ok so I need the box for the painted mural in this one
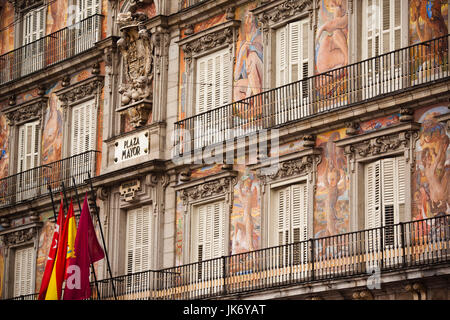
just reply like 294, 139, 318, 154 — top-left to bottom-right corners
231, 165, 261, 255
314, 128, 349, 238
0, 2, 15, 55
36, 213, 55, 290
233, 4, 263, 101
409, 1, 448, 83
315, 0, 349, 106
175, 191, 184, 266
358, 113, 400, 134
412, 105, 449, 224
0, 112, 9, 180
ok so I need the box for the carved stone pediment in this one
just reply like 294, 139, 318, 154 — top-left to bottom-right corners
4, 96, 47, 126
255, 148, 321, 184
0, 223, 41, 247
335, 122, 421, 172
7, 0, 43, 13
178, 20, 241, 64
56, 76, 104, 108
252, 0, 314, 32
180, 176, 237, 205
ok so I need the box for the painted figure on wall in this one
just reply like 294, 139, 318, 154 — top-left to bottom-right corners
315, 0, 349, 106
315, 0, 348, 74
0, 114, 9, 180
234, 9, 263, 101
315, 129, 349, 238
410, 0, 448, 44
42, 93, 63, 165
231, 167, 260, 254
413, 106, 449, 221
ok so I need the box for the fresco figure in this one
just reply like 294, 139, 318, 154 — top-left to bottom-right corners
0, 115, 8, 180
410, 0, 448, 43
234, 12, 263, 101
315, 0, 348, 74
415, 110, 450, 219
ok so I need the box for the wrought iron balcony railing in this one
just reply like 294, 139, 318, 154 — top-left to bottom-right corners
0, 150, 99, 208
174, 34, 450, 155
0, 14, 103, 86
12, 214, 447, 300
179, 0, 210, 11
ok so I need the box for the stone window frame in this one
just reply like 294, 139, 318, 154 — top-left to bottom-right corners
251, 0, 316, 91
177, 19, 241, 119
3, 95, 47, 176
253, 145, 321, 249
335, 120, 421, 231
55, 75, 104, 159
0, 221, 41, 298
174, 170, 238, 265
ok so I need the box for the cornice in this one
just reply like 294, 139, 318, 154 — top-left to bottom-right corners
55, 75, 104, 108
3, 96, 48, 126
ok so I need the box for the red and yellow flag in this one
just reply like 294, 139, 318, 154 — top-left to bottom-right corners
44, 199, 71, 300
38, 197, 64, 300
65, 200, 77, 279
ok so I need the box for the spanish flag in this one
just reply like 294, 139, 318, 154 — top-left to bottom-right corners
65, 200, 77, 278
44, 199, 71, 300
38, 197, 64, 300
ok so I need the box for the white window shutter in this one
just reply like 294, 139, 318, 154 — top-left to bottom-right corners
289, 22, 300, 83
365, 160, 382, 230
276, 26, 287, 87
381, 158, 396, 234
14, 247, 34, 297
71, 100, 96, 156
17, 121, 40, 172
196, 49, 230, 115
196, 201, 225, 262
23, 7, 45, 45
126, 206, 153, 274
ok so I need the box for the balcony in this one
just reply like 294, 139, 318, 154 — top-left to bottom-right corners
0, 150, 99, 208
174, 34, 450, 155
9, 214, 449, 300
0, 14, 103, 86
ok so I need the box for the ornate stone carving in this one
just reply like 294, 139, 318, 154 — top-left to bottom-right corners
2, 227, 37, 246
257, 0, 314, 32
57, 77, 104, 107
182, 26, 235, 62
116, 3, 155, 128
180, 176, 237, 205
399, 107, 414, 122
345, 121, 360, 136
265, 155, 316, 181
5, 97, 47, 126
352, 134, 405, 158
8, 0, 43, 13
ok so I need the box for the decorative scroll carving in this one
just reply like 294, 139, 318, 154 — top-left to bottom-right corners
182, 27, 235, 61
180, 176, 237, 205
57, 77, 104, 107
5, 97, 47, 126
1, 227, 38, 246
351, 134, 408, 158
256, 0, 314, 32
7, 0, 43, 13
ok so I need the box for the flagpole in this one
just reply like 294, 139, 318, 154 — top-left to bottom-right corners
47, 185, 58, 222
87, 172, 117, 300
72, 176, 101, 299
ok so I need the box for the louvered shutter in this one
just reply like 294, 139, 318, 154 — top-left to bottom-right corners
22, 7, 45, 75
126, 206, 153, 274
23, 7, 45, 46
381, 158, 396, 246
76, 0, 101, 21
17, 121, 40, 173
195, 201, 225, 263
14, 246, 34, 297
196, 49, 231, 114
71, 100, 96, 156
276, 27, 287, 87
365, 160, 382, 253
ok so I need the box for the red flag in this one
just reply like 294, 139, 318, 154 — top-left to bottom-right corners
38, 197, 64, 300
45, 199, 71, 300
64, 193, 104, 300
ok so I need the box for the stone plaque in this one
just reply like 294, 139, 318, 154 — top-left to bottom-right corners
114, 131, 149, 163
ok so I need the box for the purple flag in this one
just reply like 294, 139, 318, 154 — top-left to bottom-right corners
63, 193, 104, 300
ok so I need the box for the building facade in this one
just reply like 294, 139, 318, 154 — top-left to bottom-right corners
0, 0, 449, 300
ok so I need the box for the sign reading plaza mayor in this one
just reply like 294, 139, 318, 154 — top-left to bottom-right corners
114, 130, 149, 163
